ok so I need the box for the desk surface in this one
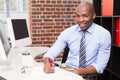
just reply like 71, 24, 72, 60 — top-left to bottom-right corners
0, 46, 83, 80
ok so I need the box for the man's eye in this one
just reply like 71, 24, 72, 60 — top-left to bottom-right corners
83, 15, 89, 17
75, 15, 80, 17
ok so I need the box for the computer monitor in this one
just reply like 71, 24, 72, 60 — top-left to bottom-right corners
0, 21, 10, 60
7, 17, 32, 48
0, 21, 11, 70
0, 38, 7, 61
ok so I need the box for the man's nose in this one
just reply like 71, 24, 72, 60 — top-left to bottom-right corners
78, 17, 84, 22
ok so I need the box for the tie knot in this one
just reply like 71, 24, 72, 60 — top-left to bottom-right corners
81, 31, 86, 36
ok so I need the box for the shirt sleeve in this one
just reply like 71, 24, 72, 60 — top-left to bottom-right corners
43, 29, 69, 61
92, 31, 111, 74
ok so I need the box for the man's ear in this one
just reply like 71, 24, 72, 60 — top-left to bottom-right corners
93, 12, 96, 19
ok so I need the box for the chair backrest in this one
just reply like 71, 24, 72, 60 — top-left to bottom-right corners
61, 46, 69, 63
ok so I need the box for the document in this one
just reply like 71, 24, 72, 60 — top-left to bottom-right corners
21, 53, 34, 67
23, 66, 83, 80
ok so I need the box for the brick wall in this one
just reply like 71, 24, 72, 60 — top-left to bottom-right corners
29, 0, 81, 47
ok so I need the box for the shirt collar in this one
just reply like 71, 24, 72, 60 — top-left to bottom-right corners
77, 23, 95, 34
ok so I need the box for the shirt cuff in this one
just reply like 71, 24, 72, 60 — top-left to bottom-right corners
91, 63, 105, 74
43, 54, 54, 61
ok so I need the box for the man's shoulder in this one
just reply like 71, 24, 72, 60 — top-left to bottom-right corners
94, 23, 110, 33
93, 23, 111, 37
65, 24, 79, 32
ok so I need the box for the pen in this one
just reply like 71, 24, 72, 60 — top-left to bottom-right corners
48, 58, 52, 67
47, 58, 54, 73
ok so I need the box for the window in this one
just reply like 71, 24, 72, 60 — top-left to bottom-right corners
22, 0, 28, 11
0, 0, 5, 11
0, 0, 28, 12
9, 0, 17, 11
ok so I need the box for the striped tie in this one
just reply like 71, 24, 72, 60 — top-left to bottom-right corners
79, 31, 86, 68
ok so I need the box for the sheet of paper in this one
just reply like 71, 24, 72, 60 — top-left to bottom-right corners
23, 66, 83, 80
22, 55, 34, 67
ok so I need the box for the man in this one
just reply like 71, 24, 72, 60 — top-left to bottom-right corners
43, 2, 111, 79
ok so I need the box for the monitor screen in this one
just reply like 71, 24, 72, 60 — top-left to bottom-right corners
12, 19, 29, 40
7, 17, 32, 48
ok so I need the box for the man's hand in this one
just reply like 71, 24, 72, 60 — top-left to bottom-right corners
43, 57, 55, 73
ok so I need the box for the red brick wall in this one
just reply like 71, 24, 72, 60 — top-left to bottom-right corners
29, 0, 81, 47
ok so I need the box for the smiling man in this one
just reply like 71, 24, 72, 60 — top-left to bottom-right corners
43, 2, 111, 80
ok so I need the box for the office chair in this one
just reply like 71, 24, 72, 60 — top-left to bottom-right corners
56, 46, 99, 80
61, 46, 69, 63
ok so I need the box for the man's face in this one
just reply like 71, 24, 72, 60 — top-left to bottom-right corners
74, 5, 96, 30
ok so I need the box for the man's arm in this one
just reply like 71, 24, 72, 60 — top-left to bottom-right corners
70, 65, 97, 75
43, 57, 55, 73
